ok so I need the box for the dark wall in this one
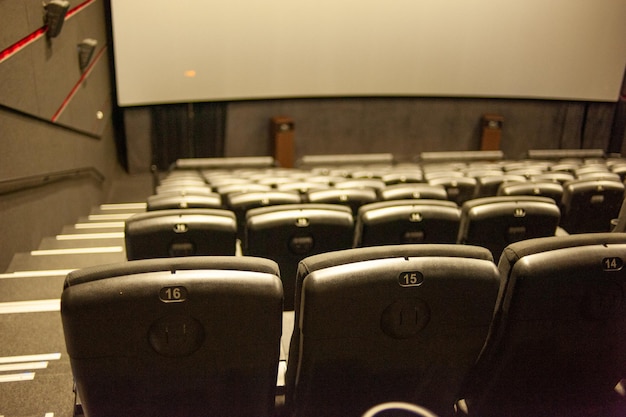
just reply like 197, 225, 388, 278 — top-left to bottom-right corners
0, 0, 122, 272
225, 98, 616, 161
124, 97, 619, 171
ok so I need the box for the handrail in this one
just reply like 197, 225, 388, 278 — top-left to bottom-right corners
0, 167, 106, 196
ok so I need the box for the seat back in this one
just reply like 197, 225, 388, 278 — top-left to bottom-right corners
155, 184, 213, 196
354, 200, 461, 247
460, 234, 626, 417
61, 256, 283, 417
286, 245, 499, 417
473, 175, 526, 198
244, 204, 354, 310
306, 188, 378, 215
560, 179, 625, 233
146, 193, 223, 211
428, 176, 477, 205
124, 209, 237, 260
457, 196, 560, 259
227, 191, 302, 238
497, 180, 563, 204
379, 184, 448, 201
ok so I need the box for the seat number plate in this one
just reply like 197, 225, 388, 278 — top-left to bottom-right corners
159, 286, 188, 303
399, 271, 424, 287
603, 257, 623, 271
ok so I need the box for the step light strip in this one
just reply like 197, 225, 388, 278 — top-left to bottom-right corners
0, 299, 60, 314
0, 353, 62, 364
88, 213, 135, 221
0, 353, 62, 386
0, 372, 35, 383
56, 232, 124, 240
31, 247, 123, 256
0, 361, 49, 373
100, 203, 147, 210
0, 270, 74, 279
74, 222, 125, 229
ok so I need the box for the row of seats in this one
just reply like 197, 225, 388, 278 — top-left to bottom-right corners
151, 159, 626, 235
125, 196, 563, 310
61, 234, 626, 417
128, 156, 626, 312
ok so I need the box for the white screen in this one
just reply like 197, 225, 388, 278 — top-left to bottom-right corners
111, 0, 626, 106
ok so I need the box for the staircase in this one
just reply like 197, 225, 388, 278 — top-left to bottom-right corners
0, 201, 145, 417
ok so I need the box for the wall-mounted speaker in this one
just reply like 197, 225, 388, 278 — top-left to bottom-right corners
78, 38, 98, 72
481, 114, 504, 151
270, 116, 295, 168
44, 0, 70, 38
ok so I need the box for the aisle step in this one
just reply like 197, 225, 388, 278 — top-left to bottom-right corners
60, 223, 125, 234
38, 236, 125, 250
0, 273, 66, 302
91, 202, 147, 214
5, 250, 125, 273
0, 200, 146, 417
0, 310, 73, 417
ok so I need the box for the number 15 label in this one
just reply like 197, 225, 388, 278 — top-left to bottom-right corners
399, 271, 424, 287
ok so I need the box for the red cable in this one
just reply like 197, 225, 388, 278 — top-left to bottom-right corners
51, 45, 107, 122
0, 0, 95, 64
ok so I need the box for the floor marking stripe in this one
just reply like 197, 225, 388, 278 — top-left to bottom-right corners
0, 270, 74, 279
31, 247, 123, 256
88, 213, 135, 221
0, 353, 61, 364
0, 361, 49, 372
100, 203, 146, 210
0, 372, 35, 383
56, 232, 124, 240
74, 222, 125, 229
0, 299, 60, 314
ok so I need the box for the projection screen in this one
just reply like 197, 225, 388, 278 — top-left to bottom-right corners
110, 0, 626, 106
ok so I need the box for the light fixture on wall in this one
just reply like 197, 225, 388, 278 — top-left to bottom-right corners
78, 38, 98, 72
44, 0, 70, 38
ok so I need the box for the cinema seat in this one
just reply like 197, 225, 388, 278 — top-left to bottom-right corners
61, 256, 283, 417
125, 209, 237, 260
457, 196, 561, 260
472, 175, 526, 198
458, 233, 626, 417
496, 180, 564, 204
244, 204, 354, 310
354, 200, 461, 247
155, 185, 213, 196
227, 190, 302, 238
306, 188, 378, 215
146, 193, 223, 211
560, 179, 625, 233
428, 176, 477, 205
379, 184, 448, 201
285, 245, 500, 417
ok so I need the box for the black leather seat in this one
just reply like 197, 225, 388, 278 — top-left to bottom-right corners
458, 233, 626, 417
560, 179, 625, 233
61, 256, 283, 417
457, 196, 561, 260
146, 193, 223, 211
124, 209, 237, 260
354, 200, 461, 247
285, 245, 500, 417
244, 204, 354, 310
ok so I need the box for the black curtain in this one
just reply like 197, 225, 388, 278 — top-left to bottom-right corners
151, 102, 226, 170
